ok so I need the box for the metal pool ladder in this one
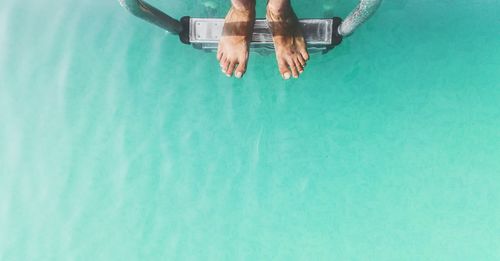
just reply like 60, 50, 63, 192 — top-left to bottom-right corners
118, 0, 381, 54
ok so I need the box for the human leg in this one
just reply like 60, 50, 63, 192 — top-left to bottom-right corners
266, 0, 308, 79
217, 0, 256, 78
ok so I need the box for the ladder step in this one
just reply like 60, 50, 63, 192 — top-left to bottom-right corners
188, 18, 337, 53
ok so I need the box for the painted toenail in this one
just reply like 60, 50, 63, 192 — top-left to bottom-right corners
283, 73, 291, 80
235, 72, 242, 78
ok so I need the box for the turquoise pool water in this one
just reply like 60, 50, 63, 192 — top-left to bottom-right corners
1, 0, 499, 260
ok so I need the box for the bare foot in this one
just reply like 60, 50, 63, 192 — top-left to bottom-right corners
217, 4, 255, 78
266, 3, 309, 79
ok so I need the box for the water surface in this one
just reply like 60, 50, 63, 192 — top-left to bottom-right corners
0, 0, 499, 260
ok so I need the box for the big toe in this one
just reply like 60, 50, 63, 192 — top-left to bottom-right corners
235, 63, 247, 78
234, 54, 249, 78
278, 60, 292, 80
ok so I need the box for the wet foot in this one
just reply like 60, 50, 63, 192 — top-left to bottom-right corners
217, 4, 255, 78
266, 3, 309, 79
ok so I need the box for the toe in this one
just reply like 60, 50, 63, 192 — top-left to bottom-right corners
235, 53, 249, 78
288, 59, 299, 78
217, 49, 223, 61
294, 58, 304, 74
297, 55, 306, 67
278, 60, 291, 80
300, 50, 309, 61
226, 61, 237, 77
296, 36, 309, 60
235, 61, 247, 79
221, 58, 229, 73
220, 57, 226, 68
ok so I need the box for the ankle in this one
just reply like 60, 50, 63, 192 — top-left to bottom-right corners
267, 1, 290, 14
232, 2, 255, 12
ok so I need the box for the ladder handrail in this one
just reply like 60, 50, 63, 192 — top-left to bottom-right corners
119, 0, 183, 34
339, 0, 382, 36
118, 0, 381, 38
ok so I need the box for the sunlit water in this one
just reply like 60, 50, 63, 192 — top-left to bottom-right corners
1, 0, 499, 260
